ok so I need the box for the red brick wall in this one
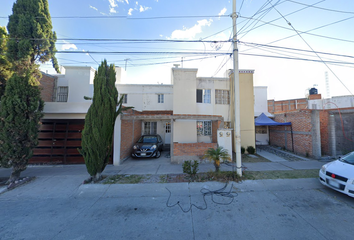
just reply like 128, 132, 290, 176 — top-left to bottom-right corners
173, 142, 217, 157
269, 110, 314, 157
39, 73, 56, 102
120, 119, 142, 159
268, 98, 308, 114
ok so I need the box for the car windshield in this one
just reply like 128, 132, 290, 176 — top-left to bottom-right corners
339, 152, 354, 165
138, 136, 157, 143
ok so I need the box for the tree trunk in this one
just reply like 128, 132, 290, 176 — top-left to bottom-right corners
214, 160, 220, 172
6, 167, 22, 184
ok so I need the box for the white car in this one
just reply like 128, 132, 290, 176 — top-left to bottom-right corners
319, 152, 354, 198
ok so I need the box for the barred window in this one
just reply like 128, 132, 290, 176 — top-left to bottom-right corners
57, 87, 68, 102
144, 122, 157, 134
215, 90, 230, 104
197, 121, 212, 136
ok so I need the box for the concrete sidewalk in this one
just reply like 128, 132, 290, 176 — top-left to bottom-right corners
0, 150, 327, 179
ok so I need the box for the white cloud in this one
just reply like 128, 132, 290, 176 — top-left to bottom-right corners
218, 8, 227, 17
170, 19, 213, 39
110, 7, 117, 13
109, 0, 118, 8
139, 5, 151, 12
125, 0, 129, 4
89, 5, 98, 11
128, 8, 134, 15
61, 41, 78, 51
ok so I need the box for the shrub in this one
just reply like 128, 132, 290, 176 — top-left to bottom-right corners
241, 147, 245, 154
182, 160, 199, 179
247, 146, 256, 154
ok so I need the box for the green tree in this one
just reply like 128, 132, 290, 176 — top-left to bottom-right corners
79, 60, 119, 183
6, 0, 60, 74
203, 147, 231, 172
0, 73, 44, 184
0, 26, 12, 98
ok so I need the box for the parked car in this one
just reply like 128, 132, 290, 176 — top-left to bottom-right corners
319, 151, 354, 198
131, 135, 163, 158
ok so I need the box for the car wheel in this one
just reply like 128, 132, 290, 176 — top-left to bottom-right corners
155, 150, 161, 158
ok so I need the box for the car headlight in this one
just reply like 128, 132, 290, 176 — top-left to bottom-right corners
320, 165, 327, 174
133, 145, 138, 150
151, 145, 157, 150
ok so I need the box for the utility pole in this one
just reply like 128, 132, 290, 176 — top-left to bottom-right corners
124, 58, 130, 71
232, 0, 242, 176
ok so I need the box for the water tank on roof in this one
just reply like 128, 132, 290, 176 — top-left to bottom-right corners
309, 88, 318, 95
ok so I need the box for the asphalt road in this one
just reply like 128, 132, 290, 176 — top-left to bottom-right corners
1, 176, 354, 240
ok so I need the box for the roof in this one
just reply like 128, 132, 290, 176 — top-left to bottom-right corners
255, 113, 291, 126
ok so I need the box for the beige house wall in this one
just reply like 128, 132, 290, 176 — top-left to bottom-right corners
230, 70, 256, 150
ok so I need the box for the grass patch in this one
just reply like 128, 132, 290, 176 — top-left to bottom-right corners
103, 174, 144, 184
241, 154, 271, 163
243, 169, 319, 180
100, 169, 319, 184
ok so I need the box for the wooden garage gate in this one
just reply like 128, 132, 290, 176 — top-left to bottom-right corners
30, 120, 85, 164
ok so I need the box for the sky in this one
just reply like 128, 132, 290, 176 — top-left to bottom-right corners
1, 0, 354, 101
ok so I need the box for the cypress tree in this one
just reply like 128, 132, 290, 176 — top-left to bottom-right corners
79, 60, 118, 182
0, 26, 12, 98
6, 0, 60, 74
0, 73, 44, 183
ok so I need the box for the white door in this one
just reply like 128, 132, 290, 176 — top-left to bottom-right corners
164, 122, 171, 144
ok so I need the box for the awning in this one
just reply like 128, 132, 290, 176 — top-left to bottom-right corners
255, 113, 291, 126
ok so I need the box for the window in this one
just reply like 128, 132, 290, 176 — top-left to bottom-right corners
57, 87, 68, 102
255, 126, 267, 134
158, 94, 164, 103
215, 90, 230, 104
196, 89, 211, 103
165, 122, 171, 133
121, 94, 127, 104
197, 121, 212, 136
144, 122, 157, 134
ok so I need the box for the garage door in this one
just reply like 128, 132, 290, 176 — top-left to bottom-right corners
30, 120, 85, 164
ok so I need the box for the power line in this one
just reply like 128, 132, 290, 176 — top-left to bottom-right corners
0, 14, 230, 19
286, 0, 354, 15
266, 0, 353, 96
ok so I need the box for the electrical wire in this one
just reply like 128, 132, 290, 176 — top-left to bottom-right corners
165, 182, 237, 213
0, 15, 231, 19
266, 0, 354, 96
286, 0, 354, 15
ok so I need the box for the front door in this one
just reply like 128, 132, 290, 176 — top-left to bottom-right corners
164, 122, 171, 144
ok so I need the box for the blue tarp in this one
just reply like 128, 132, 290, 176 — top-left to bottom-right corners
255, 113, 291, 126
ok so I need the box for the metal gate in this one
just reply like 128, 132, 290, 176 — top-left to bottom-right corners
30, 120, 85, 164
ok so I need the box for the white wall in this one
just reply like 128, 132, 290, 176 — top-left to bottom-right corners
57, 66, 95, 103
117, 84, 173, 111
173, 68, 198, 114
308, 95, 354, 109
254, 86, 272, 117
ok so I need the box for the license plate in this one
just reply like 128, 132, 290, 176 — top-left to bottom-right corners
328, 179, 340, 189
141, 153, 146, 156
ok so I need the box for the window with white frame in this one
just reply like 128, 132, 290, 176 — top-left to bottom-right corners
215, 90, 230, 104
57, 86, 68, 102
158, 94, 164, 103
196, 89, 211, 103
197, 120, 212, 136
121, 94, 127, 104
144, 122, 157, 134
